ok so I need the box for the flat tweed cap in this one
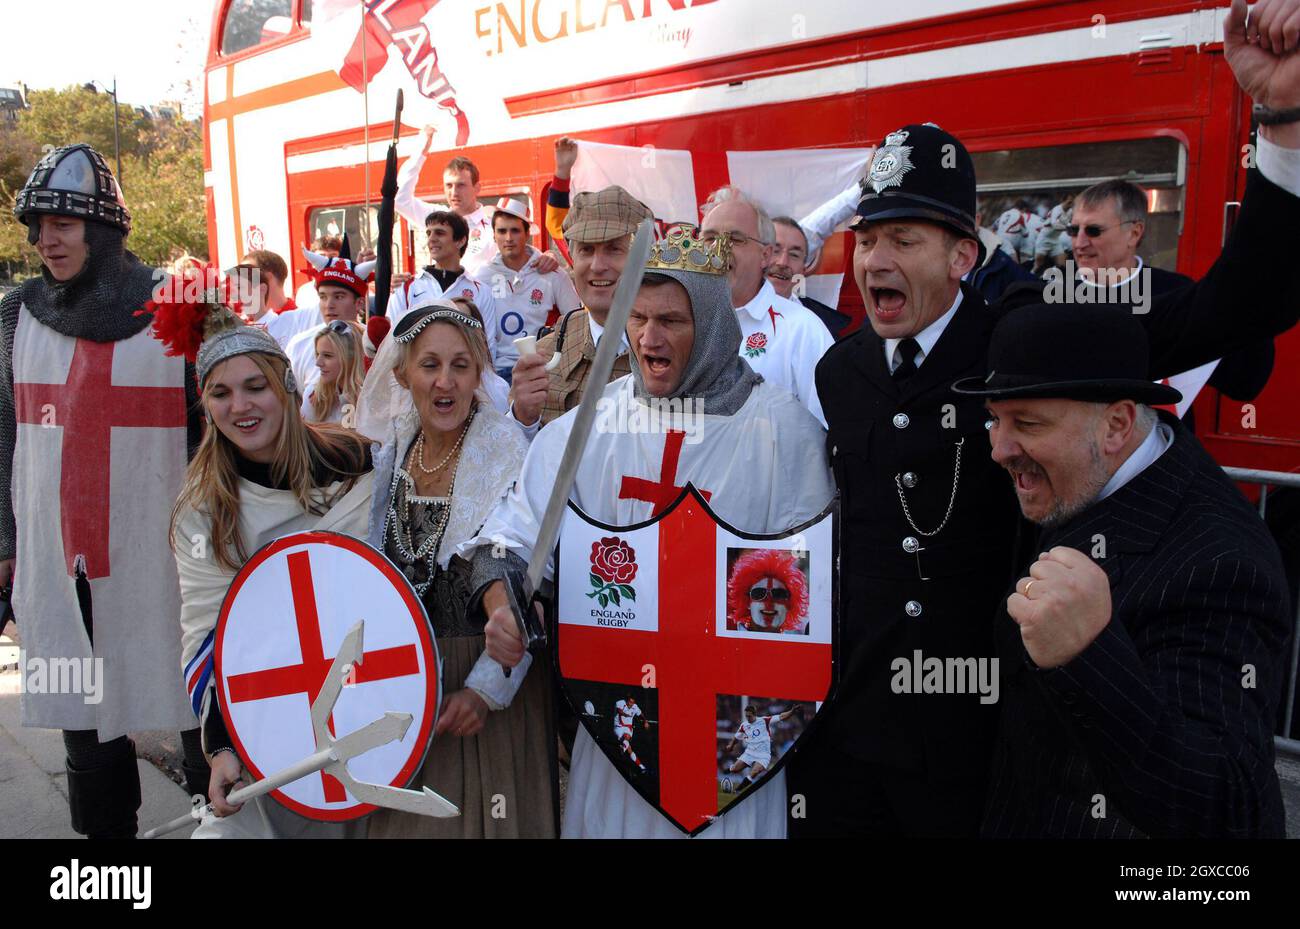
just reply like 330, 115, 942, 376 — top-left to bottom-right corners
563, 185, 653, 244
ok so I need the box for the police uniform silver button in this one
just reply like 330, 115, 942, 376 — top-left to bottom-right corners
902, 536, 920, 553
902, 471, 918, 488
893, 413, 910, 429
905, 600, 923, 617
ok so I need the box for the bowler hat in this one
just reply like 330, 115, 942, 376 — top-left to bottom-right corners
951, 303, 1182, 405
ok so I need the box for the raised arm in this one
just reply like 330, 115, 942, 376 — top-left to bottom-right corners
1142, 0, 1300, 376
395, 125, 438, 228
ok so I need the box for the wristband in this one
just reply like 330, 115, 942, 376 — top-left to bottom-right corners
1254, 103, 1300, 126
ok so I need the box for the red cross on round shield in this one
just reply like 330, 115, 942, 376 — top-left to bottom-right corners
214, 531, 439, 821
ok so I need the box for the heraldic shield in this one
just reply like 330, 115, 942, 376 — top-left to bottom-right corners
555, 485, 839, 835
214, 531, 440, 821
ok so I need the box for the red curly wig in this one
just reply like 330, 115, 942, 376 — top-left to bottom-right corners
726, 549, 809, 633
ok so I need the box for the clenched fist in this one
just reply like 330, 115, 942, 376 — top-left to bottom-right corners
1226, 0, 1300, 110
1007, 546, 1112, 669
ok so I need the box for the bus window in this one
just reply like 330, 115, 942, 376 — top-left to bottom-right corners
307, 202, 386, 257
972, 137, 1186, 275
220, 0, 295, 57
305, 202, 401, 279
300, 0, 312, 25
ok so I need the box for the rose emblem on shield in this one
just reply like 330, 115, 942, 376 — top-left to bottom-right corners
530, 288, 544, 305
744, 331, 768, 359
588, 536, 637, 608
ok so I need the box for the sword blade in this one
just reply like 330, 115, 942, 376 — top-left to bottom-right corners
521, 217, 655, 607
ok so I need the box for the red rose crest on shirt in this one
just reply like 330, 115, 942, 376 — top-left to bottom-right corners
461, 289, 474, 299
588, 536, 637, 609
530, 288, 544, 306
744, 331, 768, 359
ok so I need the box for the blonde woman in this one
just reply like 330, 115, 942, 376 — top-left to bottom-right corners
303, 319, 365, 425
145, 282, 374, 838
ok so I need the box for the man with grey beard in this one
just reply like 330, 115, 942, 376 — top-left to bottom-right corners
953, 304, 1289, 838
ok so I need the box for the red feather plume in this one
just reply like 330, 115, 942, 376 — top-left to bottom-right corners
135, 264, 244, 362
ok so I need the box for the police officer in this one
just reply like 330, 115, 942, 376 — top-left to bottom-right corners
793, 0, 1300, 835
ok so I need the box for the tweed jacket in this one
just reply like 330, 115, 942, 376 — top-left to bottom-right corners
535, 308, 632, 427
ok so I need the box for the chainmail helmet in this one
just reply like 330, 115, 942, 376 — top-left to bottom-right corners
14, 144, 130, 243
628, 225, 761, 416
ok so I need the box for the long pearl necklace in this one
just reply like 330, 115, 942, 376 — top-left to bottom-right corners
413, 408, 475, 475
385, 407, 477, 596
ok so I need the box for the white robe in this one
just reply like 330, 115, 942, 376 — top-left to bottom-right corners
175, 471, 374, 838
13, 306, 194, 737
466, 376, 834, 838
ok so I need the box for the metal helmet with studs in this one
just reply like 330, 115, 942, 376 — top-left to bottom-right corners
14, 143, 130, 238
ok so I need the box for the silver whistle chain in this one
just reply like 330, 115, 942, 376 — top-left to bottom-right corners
894, 438, 964, 537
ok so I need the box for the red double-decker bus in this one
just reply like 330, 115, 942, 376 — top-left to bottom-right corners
201, 0, 1300, 482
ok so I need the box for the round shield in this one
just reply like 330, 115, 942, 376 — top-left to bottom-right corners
214, 531, 439, 821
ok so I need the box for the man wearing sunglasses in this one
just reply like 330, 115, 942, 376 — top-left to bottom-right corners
1070, 179, 1274, 418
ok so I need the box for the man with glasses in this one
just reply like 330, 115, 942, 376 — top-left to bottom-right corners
700, 189, 834, 421
768, 216, 852, 338
1071, 179, 1274, 416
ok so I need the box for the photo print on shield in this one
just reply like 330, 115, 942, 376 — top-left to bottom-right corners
725, 547, 812, 635
716, 694, 808, 813
568, 678, 661, 806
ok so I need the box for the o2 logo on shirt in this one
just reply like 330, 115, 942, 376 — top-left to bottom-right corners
501, 311, 526, 337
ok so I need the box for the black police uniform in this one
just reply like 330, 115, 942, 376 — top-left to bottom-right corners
788, 124, 1300, 837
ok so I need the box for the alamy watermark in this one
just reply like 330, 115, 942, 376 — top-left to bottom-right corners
1042, 260, 1151, 315
890, 650, 1000, 705
15, 650, 103, 705
595, 392, 705, 445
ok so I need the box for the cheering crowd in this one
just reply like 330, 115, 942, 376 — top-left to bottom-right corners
3, 0, 1300, 840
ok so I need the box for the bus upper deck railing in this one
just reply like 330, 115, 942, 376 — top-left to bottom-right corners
1223, 466, 1300, 759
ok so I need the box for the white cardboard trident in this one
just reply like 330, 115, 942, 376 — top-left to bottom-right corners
143, 620, 457, 838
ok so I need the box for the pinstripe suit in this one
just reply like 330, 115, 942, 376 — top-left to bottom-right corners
983, 415, 1290, 838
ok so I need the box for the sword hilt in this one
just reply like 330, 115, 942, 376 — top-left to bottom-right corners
501, 581, 547, 678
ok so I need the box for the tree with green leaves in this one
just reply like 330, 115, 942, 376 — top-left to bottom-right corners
0, 85, 206, 282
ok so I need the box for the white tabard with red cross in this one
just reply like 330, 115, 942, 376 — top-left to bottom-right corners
466, 376, 836, 837
12, 307, 194, 737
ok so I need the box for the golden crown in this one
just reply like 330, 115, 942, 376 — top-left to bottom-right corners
645, 225, 732, 275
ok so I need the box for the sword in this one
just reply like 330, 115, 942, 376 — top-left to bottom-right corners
500, 216, 655, 676
142, 620, 457, 838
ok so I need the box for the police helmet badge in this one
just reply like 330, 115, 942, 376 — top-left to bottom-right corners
867, 129, 914, 193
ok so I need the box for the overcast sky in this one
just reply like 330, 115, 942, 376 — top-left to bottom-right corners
5, 0, 213, 112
